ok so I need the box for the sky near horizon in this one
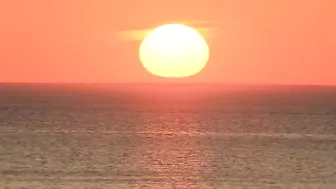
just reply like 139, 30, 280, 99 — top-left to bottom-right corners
0, 0, 335, 84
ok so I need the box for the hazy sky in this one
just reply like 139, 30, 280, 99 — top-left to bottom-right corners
0, 0, 335, 84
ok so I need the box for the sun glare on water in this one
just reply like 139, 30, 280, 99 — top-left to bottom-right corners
139, 24, 209, 78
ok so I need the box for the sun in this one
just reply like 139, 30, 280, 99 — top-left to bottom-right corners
139, 24, 209, 78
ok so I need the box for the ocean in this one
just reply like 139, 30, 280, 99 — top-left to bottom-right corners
0, 84, 335, 188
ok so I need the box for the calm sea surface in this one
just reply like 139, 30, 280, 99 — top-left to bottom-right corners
0, 84, 336, 188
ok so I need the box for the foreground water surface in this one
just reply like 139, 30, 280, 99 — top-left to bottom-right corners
1, 84, 336, 188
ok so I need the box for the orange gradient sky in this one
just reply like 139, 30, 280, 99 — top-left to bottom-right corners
0, 0, 335, 85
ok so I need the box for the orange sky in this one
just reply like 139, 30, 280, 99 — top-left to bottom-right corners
0, 0, 335, 85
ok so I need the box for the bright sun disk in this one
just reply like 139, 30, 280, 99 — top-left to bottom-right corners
139, 24, 209, 78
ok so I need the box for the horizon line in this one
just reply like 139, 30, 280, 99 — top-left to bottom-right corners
0, 82, 335, 87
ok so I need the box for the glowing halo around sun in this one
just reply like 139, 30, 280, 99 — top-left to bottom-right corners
139, 24, 209, 78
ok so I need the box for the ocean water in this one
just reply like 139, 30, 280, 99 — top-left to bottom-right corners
0, 84, 336, 189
